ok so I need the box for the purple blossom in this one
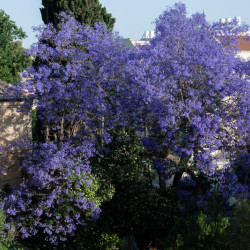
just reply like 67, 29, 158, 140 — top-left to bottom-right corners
1, 5, 249, 245
3, 140, 104, 245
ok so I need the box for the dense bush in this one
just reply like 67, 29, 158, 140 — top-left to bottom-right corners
62, 128, 177, 249
164, 212, 230, 250
90, 128, 177, 248
160, 200, 250, 250
0, 208, 16, 249
226, 200, 250, 250
3, 140, 113, 247
98, 233, 126, 250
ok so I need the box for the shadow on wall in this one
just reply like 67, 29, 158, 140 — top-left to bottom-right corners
0, 97, 32, 188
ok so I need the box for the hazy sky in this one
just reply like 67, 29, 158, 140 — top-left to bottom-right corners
1, 0, 250, 48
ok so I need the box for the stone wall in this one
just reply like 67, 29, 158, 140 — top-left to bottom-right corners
0, 100, 32, 187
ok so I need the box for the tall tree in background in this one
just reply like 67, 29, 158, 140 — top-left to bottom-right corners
0, 10, 31, 83
40, 0, 115, 29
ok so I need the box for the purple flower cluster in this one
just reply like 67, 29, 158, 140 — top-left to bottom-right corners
17, 12, 135, 142
211, 167, 249, 200
3, 140, 104, 245
130, 3, 249, 198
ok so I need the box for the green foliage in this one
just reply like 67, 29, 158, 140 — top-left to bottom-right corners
0, 208, 15, 249
164, 212, 230, 250
66, 220, 125, 250
64, 128, 176, 249
226, 200, 250, 250
91, 128, 177, 249
40, 0, 115, 29
0, 10, 32, 83
165, 201, 250, 250
98, 233, 126, 250
31, 109, 44, 142
66, 182, 176, 249
92, 127, 153, 185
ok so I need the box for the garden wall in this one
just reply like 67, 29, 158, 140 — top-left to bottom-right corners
0, 81, 32, 187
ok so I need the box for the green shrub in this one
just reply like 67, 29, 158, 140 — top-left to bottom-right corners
164, 212, 230, 250
0, 208, 15, 249
91, 128, 177, 248
226, 199, 250, 250
98, 233, 126, 250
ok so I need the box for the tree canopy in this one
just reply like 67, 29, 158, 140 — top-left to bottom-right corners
0, 10, 31, 83
40, 0, 115, 29
2, 3, 250, 247
134, 3, 249, 200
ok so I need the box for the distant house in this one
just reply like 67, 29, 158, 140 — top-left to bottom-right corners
0, 80, 32, 187
219, 17, 250, 60
124, 27, 250, 61
122, 31, 153, 49
122, 38, 150, 50
238, 33, 250, 59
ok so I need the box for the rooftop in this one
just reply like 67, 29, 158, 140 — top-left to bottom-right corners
238, 36, 250, 51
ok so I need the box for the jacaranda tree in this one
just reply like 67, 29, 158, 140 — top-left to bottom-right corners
131, 3, 249, 202
2, 3, 250, 247
3, 12, 133, 246
19, 12, 133, 143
